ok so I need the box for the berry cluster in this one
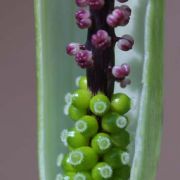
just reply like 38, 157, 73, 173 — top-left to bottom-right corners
57, 0, 134, 179
57, 76, 131, 180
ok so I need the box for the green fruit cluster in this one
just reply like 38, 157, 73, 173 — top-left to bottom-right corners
59, 76, 131, 180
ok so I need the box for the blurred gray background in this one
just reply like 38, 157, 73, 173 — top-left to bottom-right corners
0, 0, 179, 179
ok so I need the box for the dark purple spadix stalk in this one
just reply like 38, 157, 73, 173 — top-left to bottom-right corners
66, 0, 134, 97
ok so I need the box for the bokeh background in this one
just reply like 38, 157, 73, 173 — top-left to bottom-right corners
0, 0, 179, 179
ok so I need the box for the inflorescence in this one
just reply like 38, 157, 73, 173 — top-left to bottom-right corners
57, 0, 134, 179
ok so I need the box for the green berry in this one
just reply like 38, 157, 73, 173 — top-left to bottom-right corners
112, 165, 131, 180
111, 93, 131, 115
55, 173, 64, 180
67, 146, 98, 171
91, 133, 112, 154
76, 76, 87, 89
92, 162, 113, 180
102, 112, 128, 133
74, 172, 92, 180
72, 89, 92, 110
103, 148, 130, 169
64, 172, 76, 180
90, 93, 110, 116
60, 129, 88, 148
111, 130, 130, 149
67, 129, 89, 148
75, 115, 98, 138
68, 105, 87, 121
62, 154, 76, 172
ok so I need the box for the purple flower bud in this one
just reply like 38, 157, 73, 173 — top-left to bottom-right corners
121, 63, 130, 76
117, 0, 128, 3
91, 30, 111, 49
66, 43, 80, 56
106, 6, 131, 27
117, 35, 134, 51
120, 78, 131, 88
75, 50, 93, 68
112, 64, 130, 79
120, 5, 131, 16
75, 0, 88, 7
75, 9, 92, 29
88, 0, 105, 10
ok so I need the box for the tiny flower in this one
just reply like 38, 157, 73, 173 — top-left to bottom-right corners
121, 63, 130, 76
112, 64, 130, 79
106, 6, 131, 27
75, 0, 88, 7
75, 50, 93, 68
117, 35, 134, 51
117, 0, 128, 3
120, 78, 131, 88
91, 30, 111, 49
66, 42, 80, 56
88, 0, 105, 10
75, 9, 92, 29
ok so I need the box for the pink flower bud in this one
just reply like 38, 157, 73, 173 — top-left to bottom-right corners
112, 64, 130, 79
75, 9, 92, 29
88, 0, 105, 10
75, 50, 93, 68
106, 6, 131, 27
75, 0, 88, 7
91, 30, 111, 49
117, 35, 134, 51
121, 63, 130, 76
66, 43, 80, 56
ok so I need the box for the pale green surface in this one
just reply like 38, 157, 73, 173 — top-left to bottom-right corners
34, 0, 164, 180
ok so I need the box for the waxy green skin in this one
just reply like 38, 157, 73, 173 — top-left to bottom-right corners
34, 0, 164, 180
